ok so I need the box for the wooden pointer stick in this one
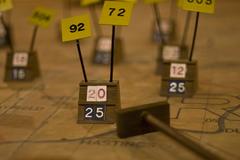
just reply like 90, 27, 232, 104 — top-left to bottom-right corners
29, 25, 39, 53
181, 11, 191, 47
142, 112, 223, 160
152, 3, 166, 45
109, 25, 116, 82
76, 39, 88, 82
89, 4, 102, 37
189, 12, 199, 61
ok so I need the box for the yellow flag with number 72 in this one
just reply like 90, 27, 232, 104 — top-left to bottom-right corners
99, 1, 134, 26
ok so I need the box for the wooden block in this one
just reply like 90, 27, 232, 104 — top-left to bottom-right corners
116, 101, 170, 138
160, 79, 197, 97
5, 68, 33, 81
153, 19, 175, 43
156, 44, 188, 75
78, 80, 121, 124
92, 36, 123, 64
160, 60, 198, 97
4, 51, 41, 82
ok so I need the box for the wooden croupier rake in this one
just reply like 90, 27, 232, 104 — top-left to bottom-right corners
116, 101, 223, 160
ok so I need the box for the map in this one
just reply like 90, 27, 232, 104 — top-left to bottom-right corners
0, 0, 239, 159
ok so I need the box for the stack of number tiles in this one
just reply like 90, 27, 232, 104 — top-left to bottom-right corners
4, 51, 41, 81
160, 60, 198, 97
78, 80, 121, 124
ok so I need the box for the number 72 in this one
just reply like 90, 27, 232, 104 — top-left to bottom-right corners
109, 8, 126, 16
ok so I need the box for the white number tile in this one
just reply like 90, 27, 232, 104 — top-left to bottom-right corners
97, 38, 111, 52
162, 45, 180, 61
86, 86, 107, 102
12, 52, 28, 67
170, 63, 187, 78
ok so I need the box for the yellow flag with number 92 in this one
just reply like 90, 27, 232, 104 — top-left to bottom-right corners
61, 15, 92, 42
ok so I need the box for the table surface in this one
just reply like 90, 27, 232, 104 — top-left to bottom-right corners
0, 0, 239, 160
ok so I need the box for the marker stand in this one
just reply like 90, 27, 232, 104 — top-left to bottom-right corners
4, 51, 41, 82
76, 0, 133, 123
78, 80, 121, 124
0, 21, 10, 47
156, 44, 188, 75
153, 19, 175, 43
89, 3, 123, 65
160, 60, 198, 97
92, 36, 123, 64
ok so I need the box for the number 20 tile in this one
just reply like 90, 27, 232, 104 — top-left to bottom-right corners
87, 86, 107, 102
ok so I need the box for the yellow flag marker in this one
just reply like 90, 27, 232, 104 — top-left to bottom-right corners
80, 0, 101, 6
122, 0, 138, 3
143, 0, 167, 4
177, 0, 183, 8
180, 0, 215, 14
99, 1, 134, 82
29, 7, 55, 52
61, 15, 92, 42
61, 15, 92, 82
30, 7, 54, 28
0, 0, 12, 11
99, 1, 134, 26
